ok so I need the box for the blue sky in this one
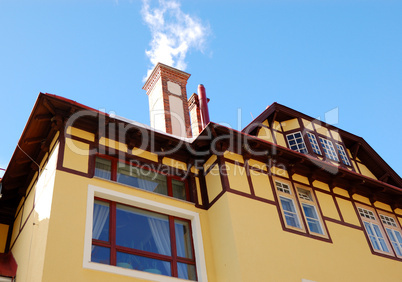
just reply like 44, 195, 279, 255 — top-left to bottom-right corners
1, 0, 401, 178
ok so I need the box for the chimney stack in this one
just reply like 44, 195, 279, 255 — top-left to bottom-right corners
143, 63, 192, 138
188, 93, 203, 136
198, 84, 210, 127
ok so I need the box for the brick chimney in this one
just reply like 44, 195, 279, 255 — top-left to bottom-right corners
188, 93, 203, 136
142, 63, 192, 138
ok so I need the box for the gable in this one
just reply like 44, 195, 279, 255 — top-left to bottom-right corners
243, 103, 402, 189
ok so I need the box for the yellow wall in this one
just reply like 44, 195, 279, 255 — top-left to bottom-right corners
205, 164, 223, 202
206, 192, 402, 282
250, 170, 274, 201
11, 126, 402, 282
225, 162, 250, 194
257, 126, 273, 143
39, 170, 216, 282
11, 142, 59, 282
281, 118, 299, 132
357, 162, 378, 180
315, 191, 340, 220
63, 138, 90, 173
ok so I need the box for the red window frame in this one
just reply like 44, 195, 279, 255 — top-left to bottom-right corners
92, 198, 197, 279
93, 154, 190, 201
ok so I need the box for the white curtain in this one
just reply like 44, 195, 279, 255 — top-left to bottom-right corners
92, 201, 109, 248
148, 217, 171, 273
175, 223, 192, 279
95, 158, 112, 179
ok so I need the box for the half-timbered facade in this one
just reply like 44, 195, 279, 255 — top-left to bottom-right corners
0, 63, 401, 281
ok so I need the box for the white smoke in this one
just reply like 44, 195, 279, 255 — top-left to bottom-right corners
141, 0, 209, 78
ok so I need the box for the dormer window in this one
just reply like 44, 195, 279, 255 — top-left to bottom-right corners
286, 132, 308, 154
307, 132, 322, 155
318, 137, 339, 162
336, 143, 351, 166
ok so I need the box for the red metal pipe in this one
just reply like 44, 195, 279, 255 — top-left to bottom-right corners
198, 84, 210, 128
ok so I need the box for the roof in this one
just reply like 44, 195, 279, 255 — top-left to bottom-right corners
0, 93, 196, 225
1, 94, 401, 228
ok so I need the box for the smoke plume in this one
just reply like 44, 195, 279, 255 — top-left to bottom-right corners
141, 0, 209, 78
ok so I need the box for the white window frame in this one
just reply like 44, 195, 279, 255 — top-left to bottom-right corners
335, 143, 351, 166
379, 212, 402, 258
357, 205, 392, 256
286, 132, 308, 154
307, 132, 321, 155
318, 137, 339, 162
274, 179, 305, 232
83, 184, 208, 282
296, 187, 326, 237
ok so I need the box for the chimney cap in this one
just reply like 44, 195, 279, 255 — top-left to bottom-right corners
142, 62, 191, 92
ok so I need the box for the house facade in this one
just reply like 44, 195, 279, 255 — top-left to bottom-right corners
1, 63, 402, 281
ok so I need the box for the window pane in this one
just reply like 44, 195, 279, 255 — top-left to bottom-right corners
172, 179, 187, 200
92, 200, 109, 241
177, 262, 197, 281
275, 181, 291, 194
91, 246, 110, 265
116, 204, 171, 256
297, 188, 312, 201
386, 228, 396, 242
280, 197, 301, 228
307, 133, 321, 155
286, 132, 307, 154
336, 144, 351, 166
117, 163, 168, 195
319, 138, 339, 162
386, 229, 402, 256
95, 157, 112, 180
116, 252, 171, 276
364, 222, 381, 251
302, 204, 324, 235
175, 219, 193, 259
395, 230, 402, 244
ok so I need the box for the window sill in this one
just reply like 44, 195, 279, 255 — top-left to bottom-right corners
84, 261, 194, 282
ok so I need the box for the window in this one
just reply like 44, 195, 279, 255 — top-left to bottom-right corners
318, 137, 339, 162
297, 188, 325, 236
307, 132, 321, 155
94, 156, 189, 201
380, 213, 402, 257
275, 180, 304, 231
275, 180, 328, 238
275, 181, 291, 194
336, 143, 351, 166
279, 197, 302, 229
357, 206, 392, 255
84, 185, 208, 281
95, 157, 112, 180
91, 199, 197, 280
286, 132, 308, 154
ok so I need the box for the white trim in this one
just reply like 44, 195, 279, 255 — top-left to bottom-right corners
83, 184, 208, 282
